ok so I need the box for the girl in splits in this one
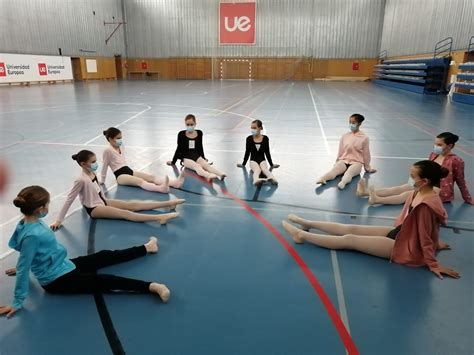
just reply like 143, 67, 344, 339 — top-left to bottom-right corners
167, 114, 227, 182
101, 127, 185, 193
357, 132, 472, 205
316, 114, 376, 189
0, 186, 169, 318
283, 160, 460, 280
50, 150, 183, 231
237, 119, 280, 185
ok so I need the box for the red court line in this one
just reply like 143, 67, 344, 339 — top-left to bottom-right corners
186, 173, 359, 355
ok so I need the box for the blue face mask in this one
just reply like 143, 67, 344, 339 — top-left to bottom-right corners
350, 123, 359, 132
251, 129, 258, 136
38, 210, 48, 218
90, 162, 99, 172
433, 145, 443, 155
115, 139, 123, 147
186, 126, 195, 133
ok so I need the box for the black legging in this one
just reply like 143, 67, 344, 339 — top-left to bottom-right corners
43, 246, 150, 294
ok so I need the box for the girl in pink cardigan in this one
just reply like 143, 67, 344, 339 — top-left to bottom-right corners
283, 160, 460, 279
50, 150, 183, 231
101, 127, 185, 193
357, 132, 472, 205
316, 114, 376, 190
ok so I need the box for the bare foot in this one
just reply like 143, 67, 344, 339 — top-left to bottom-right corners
282, 221, 304, 244
156, 212, 180, 225
316, 178, 326, 185
145, 237, 159, 253
149, 283, 170, 303
356, 179, 368, 197
337, 181, 346, 190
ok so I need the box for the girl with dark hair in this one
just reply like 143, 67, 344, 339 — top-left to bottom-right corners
237, 119, 279, 185
101, 127, 185, 193
166, 114, 227, 182
0, 186, 170, 318
317, 114, 376, 189
50, 150, 183, 231
358, 132, 472, 204
283, 161, 460, 279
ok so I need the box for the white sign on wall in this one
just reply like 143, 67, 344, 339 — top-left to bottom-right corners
0, 53, 73, 84
86, 59, 98, 73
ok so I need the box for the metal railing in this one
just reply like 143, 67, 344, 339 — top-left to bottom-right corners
468, 36, 474, 53
434, 37, 453, 59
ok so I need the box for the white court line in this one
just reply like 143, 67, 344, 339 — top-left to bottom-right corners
176, 203, 474, 225
210, 87, 266, 117
0, 151, 170, 260
330, 251, 351, 335
16, 140, 426, 160
160, 104, 257, 122
17, 140, 426, 160
308, 83, 331, 155
0, 102, 152, 116
213, 86, 270, 117
231, 85, 284, 133
185, 82, 193, 87
307, 82, 350, 335
83, 104, 152, 145
0, 189, 75, 228
0, 102, 161, 259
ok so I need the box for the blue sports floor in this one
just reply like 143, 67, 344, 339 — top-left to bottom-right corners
0, 80, 473, 355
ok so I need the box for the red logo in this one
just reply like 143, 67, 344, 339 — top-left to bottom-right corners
38, 63, 47, 76
141, 61, 148, 70
352, 62, 360, 71
219, 2, 256, 45
0, 63, 6, 77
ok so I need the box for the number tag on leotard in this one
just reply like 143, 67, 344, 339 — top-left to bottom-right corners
255, 144, 261, 151
189, 140, 195, 149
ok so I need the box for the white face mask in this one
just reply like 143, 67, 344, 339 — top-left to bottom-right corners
433, 145, 443, 155
408, 176, 425, 189
186, 126, 195, 133
349, 123, 359, 132
115, 139, 123, 147
251, 129, 258, 136
89, 162, 99, 172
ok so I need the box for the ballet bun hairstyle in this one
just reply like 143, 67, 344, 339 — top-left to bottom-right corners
72, 150, 95, 165
350, 114, 365, 124
185, 114, 196, 123
13, 185, 50, 215
103, 127, 121, 142
437, 132, 459, 147
252, 119, 263, 129
413, 160, 449, 188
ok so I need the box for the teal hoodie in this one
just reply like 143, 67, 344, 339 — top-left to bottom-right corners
8, 220, 75, 309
